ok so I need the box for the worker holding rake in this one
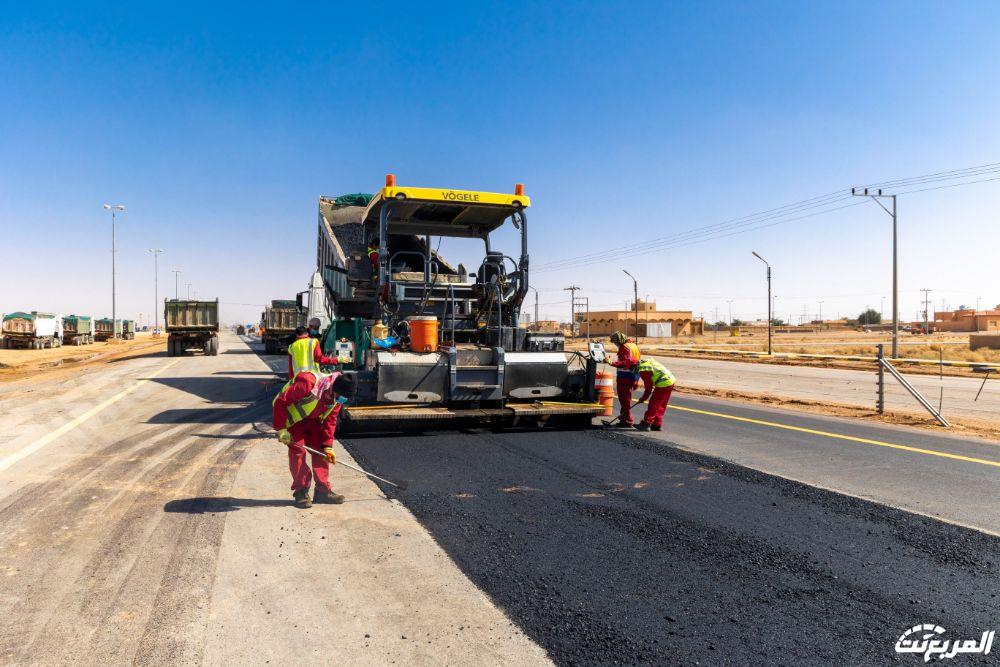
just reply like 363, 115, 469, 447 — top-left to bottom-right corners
273, 370, 357, 508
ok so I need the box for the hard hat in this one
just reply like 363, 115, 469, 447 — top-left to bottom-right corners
610, 331, 627, 345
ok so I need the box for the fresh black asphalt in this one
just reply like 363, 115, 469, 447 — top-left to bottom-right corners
342, 426, 1000, 665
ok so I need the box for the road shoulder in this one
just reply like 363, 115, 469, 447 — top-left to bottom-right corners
203, 435, 551, 665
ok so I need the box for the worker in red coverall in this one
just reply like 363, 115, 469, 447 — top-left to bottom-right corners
634, 358, 676, 431
273, 371, 357, 508
606, 331, 642, 427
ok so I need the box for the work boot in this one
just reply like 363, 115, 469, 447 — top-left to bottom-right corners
615, 422, 636, 429
651, 425, 663, 432
634, 422, 651, 431
293, 488, 312, 509
313, 487, 345, 504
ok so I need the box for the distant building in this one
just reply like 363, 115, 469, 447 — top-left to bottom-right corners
576, 299, 704, 337
924, 306, 1000, 332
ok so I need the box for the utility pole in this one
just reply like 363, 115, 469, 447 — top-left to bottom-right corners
563, 285, 580, 337
186, 282, 192, 299
727, 300, 733, 326
852, 187, 898, 358
921, 288, 933, 335
103, 204, 125, 338
818, 300, 824, 324
527, 286, 539, 330
622, 270, 639, 341
752, 251, 772, 355
148, 249, 163, 334
172, 270, 181, 300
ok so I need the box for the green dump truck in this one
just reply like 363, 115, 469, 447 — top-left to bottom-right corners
62, 315, 95, 345
261, 299, 302, 355
94, 318, 122, 341
121, 319, 135, 340
165, 299, 220, 356
2, 311, 63, 349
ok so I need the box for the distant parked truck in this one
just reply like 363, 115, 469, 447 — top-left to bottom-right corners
165, 298, 220, 356
62, 315, 95, 345
121, 319, 135, 340
261, 299, 302, 355
2, 311, 63, 349
94, 318, 123, 342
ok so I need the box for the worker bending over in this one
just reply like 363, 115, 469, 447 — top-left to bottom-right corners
607, 331, 642, 428
635, 358, 676, 431
287, 325, 339, 378
273, 371, 357, 508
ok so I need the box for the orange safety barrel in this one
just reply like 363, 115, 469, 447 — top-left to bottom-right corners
594, 371, 615, 416
408, 316, 438, 353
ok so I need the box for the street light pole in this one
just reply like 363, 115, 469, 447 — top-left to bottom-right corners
186, 283, 192, 299
148, 249, 163, 333
103, 204, 125, 338
852, 187, 899, 358
172, 270, 181, 300
727, 300, 733, 326
752, 251, 772, 355
623, 269, 639, 342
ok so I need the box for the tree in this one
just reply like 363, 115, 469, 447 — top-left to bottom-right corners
731, 318, 745, 326
771, 317, 786, 326
857, 309, 881, 325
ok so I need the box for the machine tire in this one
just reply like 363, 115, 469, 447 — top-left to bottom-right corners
211, 337, 219, 356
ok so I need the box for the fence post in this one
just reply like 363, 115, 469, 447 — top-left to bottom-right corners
876, 343, 885, 415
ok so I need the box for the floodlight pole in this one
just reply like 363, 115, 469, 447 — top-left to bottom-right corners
148, 249, 163, 333
103, 204, 125, 338
752, 251, 772, 355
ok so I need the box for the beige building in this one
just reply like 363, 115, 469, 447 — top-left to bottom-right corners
925, 307, 1000, 333
577, 299, 703, 337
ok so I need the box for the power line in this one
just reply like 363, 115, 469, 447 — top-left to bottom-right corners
535, 160, 1000, 274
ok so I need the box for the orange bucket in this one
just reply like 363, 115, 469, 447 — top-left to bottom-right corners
594, 371, 615, 416
408, 316, 439, 352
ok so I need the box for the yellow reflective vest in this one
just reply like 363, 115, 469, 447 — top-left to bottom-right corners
273, 377, 337, 427
288, 337, 320, 378
638, 358, 676, 387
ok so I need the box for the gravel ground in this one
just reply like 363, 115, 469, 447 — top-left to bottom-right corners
342, 427, 1000, 665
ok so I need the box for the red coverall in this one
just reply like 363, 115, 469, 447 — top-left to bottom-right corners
286, 334, 338, 377
638, 371, 674, 428
607, 341, 641, 424
273, 372, 343, 493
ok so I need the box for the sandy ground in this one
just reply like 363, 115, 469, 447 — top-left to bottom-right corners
0, 334, 165, 382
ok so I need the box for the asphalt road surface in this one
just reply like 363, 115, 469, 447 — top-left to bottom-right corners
1, 332, 997, 665
344, 425, 1000, 664
652, 354, 999, 423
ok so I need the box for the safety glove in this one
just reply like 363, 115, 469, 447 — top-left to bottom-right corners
323, 447, 337, 464
277, 429, 292, 445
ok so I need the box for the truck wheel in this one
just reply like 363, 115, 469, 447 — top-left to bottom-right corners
210, 338, 219, 356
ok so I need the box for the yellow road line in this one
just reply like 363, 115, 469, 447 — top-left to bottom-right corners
668, 404, 1000, 468
0, 359, 181, 474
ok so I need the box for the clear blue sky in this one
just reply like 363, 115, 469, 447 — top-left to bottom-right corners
2, 1, 999, 325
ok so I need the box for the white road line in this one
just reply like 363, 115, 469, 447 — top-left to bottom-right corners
0, 359, 181, 474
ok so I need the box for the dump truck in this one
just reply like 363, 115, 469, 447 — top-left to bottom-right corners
121, 319, 135, 340
261, 299, 302, 355
62, 315, 95, 345
2, 312, 63, 349
94, 318, 122, 341
308, 176, 607, 432
164, 299, 220, 356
